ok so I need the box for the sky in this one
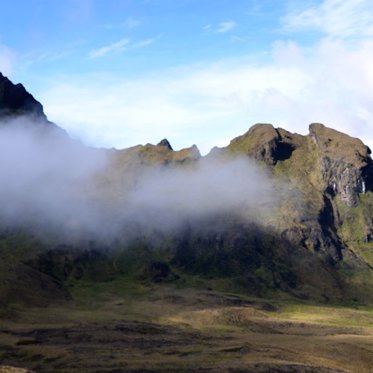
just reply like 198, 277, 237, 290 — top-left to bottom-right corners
0, 0, 373, 154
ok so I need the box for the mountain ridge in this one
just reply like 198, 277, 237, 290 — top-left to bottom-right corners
0, 72, 373, 307
0, 72, 46, 120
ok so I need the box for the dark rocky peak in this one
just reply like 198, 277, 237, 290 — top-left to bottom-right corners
228, 123, 301, 166
309, 123, 373, 206
157, 138, 173, 150
155, 139, 200, 161
0, 72, 47, 120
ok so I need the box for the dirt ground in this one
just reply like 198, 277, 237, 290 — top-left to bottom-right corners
1, 286, 373, 372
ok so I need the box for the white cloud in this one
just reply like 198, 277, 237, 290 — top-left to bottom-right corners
39, 37, 373, 155
89, 37, 155, 58
89, 38, 130, 58
283, 0, 373, 38
216, 21, 237, 33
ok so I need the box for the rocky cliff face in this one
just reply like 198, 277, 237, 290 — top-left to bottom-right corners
227, 123, 299, 165
309, 123, 373, 207
227, 122, 373, 206
0, 73, 47, 120
225, 123, 373, 272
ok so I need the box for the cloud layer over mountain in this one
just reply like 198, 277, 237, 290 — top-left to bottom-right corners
0, 117, 279, 241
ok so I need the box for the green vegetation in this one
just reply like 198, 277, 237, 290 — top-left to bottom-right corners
336, 192, 373, 265
1, 282, 373, 372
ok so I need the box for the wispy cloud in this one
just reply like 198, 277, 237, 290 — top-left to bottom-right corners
282, 0, 373, 38
133, 38, 154, 49
19, 40, 85, 70
216, 21, 237, 33
89, 38, 130, 58
22, 49, 75, 67
89, 37, 155, 59
41, 37, 373, 155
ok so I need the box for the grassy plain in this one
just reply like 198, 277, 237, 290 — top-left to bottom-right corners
1, 280, 373, 373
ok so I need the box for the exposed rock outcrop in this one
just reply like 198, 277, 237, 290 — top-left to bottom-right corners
157, 138, 173, 150
228, 123, 373, 207
227, 123, 299, 166
225, 122, 373, 271
0, 73, 46, 120
309, 123, 373, 206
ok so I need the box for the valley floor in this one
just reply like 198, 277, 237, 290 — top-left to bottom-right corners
1, 285, 373, 373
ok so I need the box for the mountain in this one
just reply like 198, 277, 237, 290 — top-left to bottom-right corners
225, 122, 373, 261
2, 74, 373, 373
0, 73, 46, 119
0, 72, 373, 307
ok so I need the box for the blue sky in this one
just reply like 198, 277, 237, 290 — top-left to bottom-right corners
1, 0, 373, 153
1, 1, 286, 75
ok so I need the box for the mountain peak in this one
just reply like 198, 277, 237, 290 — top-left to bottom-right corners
0, 72, 47, 120
228, 123, 299, 165
157, 138, 173, 150
309, 122, 372, 162
307, 122, 373, 206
